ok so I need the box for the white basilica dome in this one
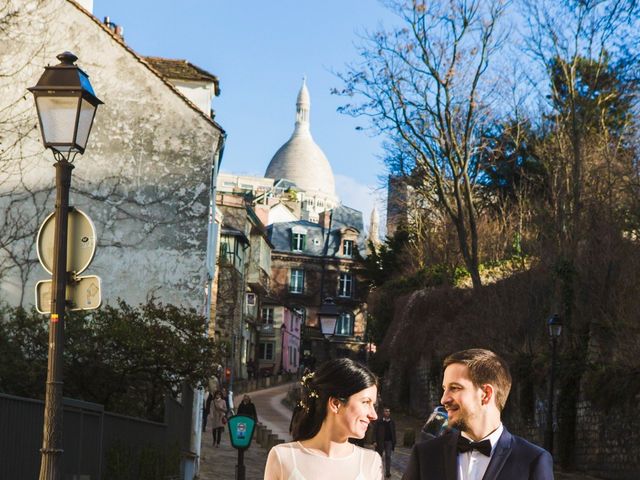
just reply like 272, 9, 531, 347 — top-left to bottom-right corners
265, 80, 337, 199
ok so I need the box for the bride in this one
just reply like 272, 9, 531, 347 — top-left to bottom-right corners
264, 358, 383, 480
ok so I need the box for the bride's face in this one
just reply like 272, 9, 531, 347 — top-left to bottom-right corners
336, 385, 378, 439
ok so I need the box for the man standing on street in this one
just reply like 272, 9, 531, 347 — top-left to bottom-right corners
402, 348, 553, 480
374, 407, 397, 478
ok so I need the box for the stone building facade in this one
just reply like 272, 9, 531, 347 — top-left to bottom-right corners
0, 0, 224, 310
212, 192, 274, 381
216, 80, 375, 368
267, 207, 369, 363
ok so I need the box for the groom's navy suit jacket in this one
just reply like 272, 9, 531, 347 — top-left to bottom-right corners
402, 428, 553, 480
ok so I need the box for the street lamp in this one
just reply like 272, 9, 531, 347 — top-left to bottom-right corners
29, 51, 102, 480
318, 297, 339, 337
545, 313, 562, 455
318, 297, 339, 361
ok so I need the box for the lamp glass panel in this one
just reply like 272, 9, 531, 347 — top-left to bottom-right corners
36, 96, 80, 150
75, 98, 97, 150
549, 324, 562, 338
319, 316, 337, 336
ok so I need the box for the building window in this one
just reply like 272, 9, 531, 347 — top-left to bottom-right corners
338, 272, 353, 298
290, 269, 304, 294
246, 293, 256, 306
262, 307, 274, 325
335, 313, 354, 336
291, 232, 306, 251
259, 342, 274, 360
220, 235, 244, 270
342, 239, 354, 256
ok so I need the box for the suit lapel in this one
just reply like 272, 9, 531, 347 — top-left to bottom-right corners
444, 432, 459, 480
482, 428, 513, 480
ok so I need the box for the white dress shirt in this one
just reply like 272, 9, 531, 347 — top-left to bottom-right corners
457, 424, 504, 480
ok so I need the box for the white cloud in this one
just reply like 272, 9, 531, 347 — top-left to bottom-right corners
334, 174, 387, 240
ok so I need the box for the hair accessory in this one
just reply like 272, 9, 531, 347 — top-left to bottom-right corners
301, 371, 315, 385
299, 371, 319, 412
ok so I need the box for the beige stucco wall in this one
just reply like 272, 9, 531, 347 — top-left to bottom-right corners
0, 0, 223, 309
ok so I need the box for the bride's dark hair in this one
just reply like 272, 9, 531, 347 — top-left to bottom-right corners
291, 358, 377, 441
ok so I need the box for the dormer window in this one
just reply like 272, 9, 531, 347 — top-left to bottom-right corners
340, 227, 359, 257
291, 226, 307, 252
342, 239, 354, 257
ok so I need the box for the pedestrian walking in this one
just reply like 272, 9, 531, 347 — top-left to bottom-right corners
237, 394, 258, 421
264, 358, 383, 480
210, 390, 228, 448
373, 407, 397, 478
402, 348, 553, 480
202, 390, 213, 432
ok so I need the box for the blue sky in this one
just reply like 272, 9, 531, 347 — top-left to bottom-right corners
93, 1, 399, 233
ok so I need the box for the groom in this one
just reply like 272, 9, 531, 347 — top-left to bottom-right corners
402, 348, 553, 480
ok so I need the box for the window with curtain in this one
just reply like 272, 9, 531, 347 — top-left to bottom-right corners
338, 272, 353, 297
335, 312, 354, 336
291, 232, 306, 251
262, 307, 274, 325
342, 239, 354, 256
259, 342, 274, 360
290, 268, 304, 293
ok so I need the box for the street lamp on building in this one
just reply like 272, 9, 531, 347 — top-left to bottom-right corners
29, 51, 102, 480
318, 297, 339, 337
545, 313, 562, 455
318, 297, 339, 361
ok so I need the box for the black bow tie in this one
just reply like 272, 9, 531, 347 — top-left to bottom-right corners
457, 436, 492, 456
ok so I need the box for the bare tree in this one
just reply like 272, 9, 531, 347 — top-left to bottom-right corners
520, 0, 640, 252
337, 0, 508, 289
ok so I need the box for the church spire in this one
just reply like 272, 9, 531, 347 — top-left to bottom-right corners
295, 77, 310, 132
367, 206, 381, 252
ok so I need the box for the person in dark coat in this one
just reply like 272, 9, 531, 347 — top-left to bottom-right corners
374, 407, 397, 478
237, 394, 258, 422
202, 390, 213, 432
402, 349, 553, 480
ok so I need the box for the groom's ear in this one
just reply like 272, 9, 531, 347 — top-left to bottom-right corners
328, 397, 342, 414
480, 384, 495, 406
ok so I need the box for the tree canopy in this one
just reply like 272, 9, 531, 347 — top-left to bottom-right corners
0, 300, 222, 421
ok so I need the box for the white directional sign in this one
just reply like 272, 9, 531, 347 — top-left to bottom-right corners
37, 209, 96, 275
36, 275, 102, 314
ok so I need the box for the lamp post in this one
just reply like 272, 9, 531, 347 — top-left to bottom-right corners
29, 51, 102, 480
545, 313, 562, 455
318, 297, 339, 360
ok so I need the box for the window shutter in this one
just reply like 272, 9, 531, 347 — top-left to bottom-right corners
290, 232, 295, 251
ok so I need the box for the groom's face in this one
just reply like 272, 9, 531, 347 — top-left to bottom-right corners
441, 363, 484, 433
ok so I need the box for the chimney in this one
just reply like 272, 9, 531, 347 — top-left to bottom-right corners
103, 16, 125, 40
318, 210, 332, 229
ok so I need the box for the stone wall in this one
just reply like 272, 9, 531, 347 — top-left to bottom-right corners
572, 398, 640, 479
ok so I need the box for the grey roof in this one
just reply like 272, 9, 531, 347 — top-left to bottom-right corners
267, 206, 366, 258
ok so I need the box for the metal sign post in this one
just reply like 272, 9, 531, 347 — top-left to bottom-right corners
36, 208, 101, 313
